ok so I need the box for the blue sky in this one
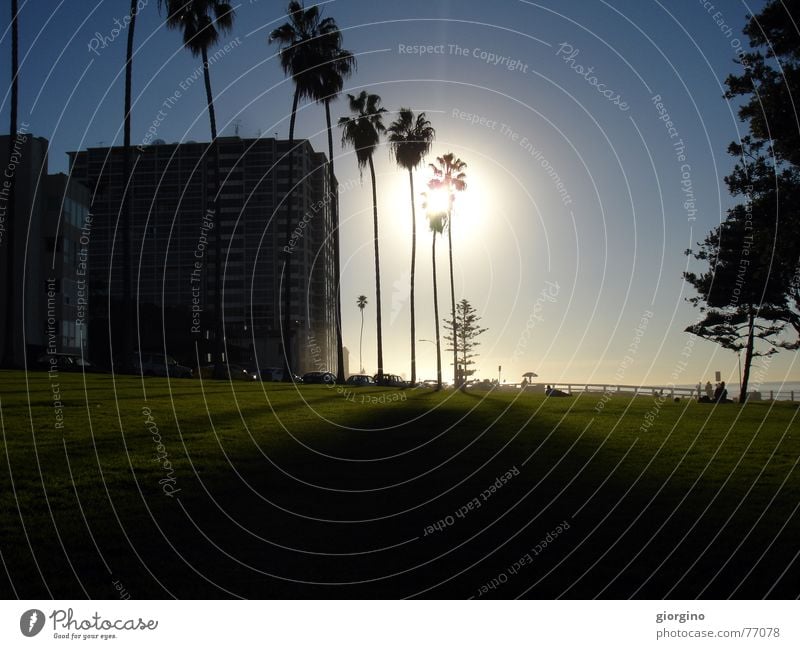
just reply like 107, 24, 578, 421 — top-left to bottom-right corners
2, 0, 797, 387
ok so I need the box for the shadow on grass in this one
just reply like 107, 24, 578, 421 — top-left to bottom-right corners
1, 378, 798, 599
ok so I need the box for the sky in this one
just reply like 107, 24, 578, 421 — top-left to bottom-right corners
1, 0, 797, 388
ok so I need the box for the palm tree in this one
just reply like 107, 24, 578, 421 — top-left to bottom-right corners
387, 109, 435, 387
422, 194, 445, 390
158, 0, 234, 377
121, 0, 141, 370
2, 0, 19, 367
428, 153, 467, 386
356, 295, 367, 373
270, 1, 339, 380
339, 91, 387, 380
312, 30, 356, 384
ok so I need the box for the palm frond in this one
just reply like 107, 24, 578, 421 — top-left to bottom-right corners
159, 0, 235, 56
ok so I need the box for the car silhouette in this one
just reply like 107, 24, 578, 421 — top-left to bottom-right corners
373, 373, 407, 388
256, 367, 302, 382
302, 371, 337, 385
35, 353, 102, 373
198, 363, 256, 381
345, 374, 376, 386
131, 352, 193, 378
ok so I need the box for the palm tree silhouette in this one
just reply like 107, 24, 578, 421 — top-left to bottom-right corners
387, 109, 435, 387
339, 91, 387, 380
312, 23, 355, 384
2, 0, 19, 367
356, 295, 367, 373
121, 0, 141, 369
270, 1, 337, 380
428, 153, 467, 386
423, 192, 445, 390
158, 0, 234, 377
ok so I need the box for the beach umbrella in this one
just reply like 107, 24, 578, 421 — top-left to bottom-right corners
522, 371, 538, 378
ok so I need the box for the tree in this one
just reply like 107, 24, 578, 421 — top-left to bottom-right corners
685, 1, 800, 400
2, 0, 19, 368
723, 0, 800, 333
724, 0, 800, 167
338, 91, 387, 379
443, 299, 488, 389
121, 0, 141, 370
423, 192, 446, 390
158, 0, 234, 378
428, 153, 467, 386
387, 109, 435, 386
356, 294, 367, 373
270, 1, 339, 380
684, 139, 799, 401
312, 24, 355, 384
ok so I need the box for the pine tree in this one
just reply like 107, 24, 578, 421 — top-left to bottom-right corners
684, 140, 799, 401
443, 299, 488, 389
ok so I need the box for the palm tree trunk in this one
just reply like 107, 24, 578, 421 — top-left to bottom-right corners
201, 46, 223, 377
432, 233, 442, 390
326, 100, 345, 382
740, 310, 756, 402
3, 0, 19, 368
447, 210, 457, 386
408, 170, 417, 386
282, 86, 300, 381
359, 309, 364, 372
121, 0, 137, 370
368, 155, 383, 380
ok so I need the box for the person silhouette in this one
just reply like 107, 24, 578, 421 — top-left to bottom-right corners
705, 381, 713, 400
714, 381, 728, 403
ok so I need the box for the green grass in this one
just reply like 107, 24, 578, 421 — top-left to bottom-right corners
0, 369, 798, 599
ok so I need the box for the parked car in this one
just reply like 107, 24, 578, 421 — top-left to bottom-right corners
131, 352, 193, 378
256, 366, 301, 382
198, 363, 256, 381
471, 379, 496, 389
374, 373, 407, 388
345, 374, 376, 386
302, 371, 337, 385
419, 379, 441, 388
35, 353, 101, 373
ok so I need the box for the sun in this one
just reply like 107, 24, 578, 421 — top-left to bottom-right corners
424, 186, 450, 216
405, 168, 487, 244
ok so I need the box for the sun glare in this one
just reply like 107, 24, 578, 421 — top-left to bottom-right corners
380, 167, 490, 248
425, 187, 451, 216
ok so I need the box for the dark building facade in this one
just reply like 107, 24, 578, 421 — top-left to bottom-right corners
0, 134, 90, 365
68, 136, 336, 373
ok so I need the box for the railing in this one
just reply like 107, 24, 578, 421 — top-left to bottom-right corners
741, 389, 798, 402
517, 383, 698, 398
505, 383, 798, 402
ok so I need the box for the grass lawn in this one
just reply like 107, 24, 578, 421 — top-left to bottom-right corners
0, 369, 798, 599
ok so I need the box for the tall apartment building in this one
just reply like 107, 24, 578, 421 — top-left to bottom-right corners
68, 136, 337, 373
0, 134, 90, 365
